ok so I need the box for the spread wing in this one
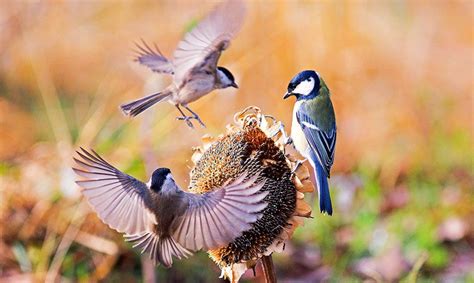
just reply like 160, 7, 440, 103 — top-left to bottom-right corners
296, 108, 336, 177
172, 173, 268, 251
73, 148, 157, 235
172, 0, 246, 83
134, 39, 174, 74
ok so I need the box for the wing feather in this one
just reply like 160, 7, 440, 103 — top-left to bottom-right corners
73, 148, 157, 235
172, 173, 268, 251
173, 0, 246, 83
200, 200, 222, 244
134, 39, 174, 74
296, 109, 336, 177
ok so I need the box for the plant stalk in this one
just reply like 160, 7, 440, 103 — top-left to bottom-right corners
261, 255, 277, 283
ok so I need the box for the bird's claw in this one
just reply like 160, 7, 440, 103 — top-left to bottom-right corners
291, 159, 306, 174
181, 105, 206, 128
176, 116, 195, 128
268, 123, 293, 155
194, 116, 206, 128
177, 115, 206, 128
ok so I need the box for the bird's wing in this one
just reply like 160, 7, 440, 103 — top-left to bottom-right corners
172, 0, 246, 83
296, 108, 336, 177
172, 173, 268, 251
134, 40, 174, 74
73, 148, 157, 235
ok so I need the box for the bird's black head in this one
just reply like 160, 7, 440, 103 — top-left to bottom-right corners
283, 70, 320, 100
217, 66, 238, 89
150, 168, 171, 192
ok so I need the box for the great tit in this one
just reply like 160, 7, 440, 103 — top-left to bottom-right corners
284, 70, 336, 215
121, 0, 244, 128
73, 148, 268, 267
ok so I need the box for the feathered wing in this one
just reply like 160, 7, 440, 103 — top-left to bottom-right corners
296, 104, 336, 215
124, 232, 192, 268
73, 148, 157, 235
172, 0, 246, 83
172, 173, 268, 251
134, 39, 174, 74
296, 108, 336, 177
73, 148, 268, 267
126, 173, 268, 268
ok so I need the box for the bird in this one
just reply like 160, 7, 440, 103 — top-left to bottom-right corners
120, 0, 245, 128
283, 70, 336, 215
72, 147, 268, 268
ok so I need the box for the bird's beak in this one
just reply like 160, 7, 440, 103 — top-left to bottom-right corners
231, 82, 238, 89
283, 91, 293, 99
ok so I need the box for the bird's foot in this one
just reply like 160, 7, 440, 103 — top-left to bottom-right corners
192, 114, 206, 128
291, 159, 306, 174
268, 123, 293, 154
176, 115, 206, 128
284, 136, 298, 156
176, 116, 195, 128
182, 105, 206, 128
268, 122, 290, 141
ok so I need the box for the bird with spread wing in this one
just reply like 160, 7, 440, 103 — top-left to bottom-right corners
73, 148, 268, 267
121, 0, 245, 128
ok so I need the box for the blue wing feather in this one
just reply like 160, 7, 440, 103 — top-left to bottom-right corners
296, 106, 336, 215
296, 109, 336, 177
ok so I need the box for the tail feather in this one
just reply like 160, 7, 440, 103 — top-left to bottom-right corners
125, 232, 191, 268
120, 90, 171, 117
310, 152, 333, 215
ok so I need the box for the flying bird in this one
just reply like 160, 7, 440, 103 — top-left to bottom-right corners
121, 0, 245, 128
73, 148, 267, 267
284, 70, 337, 215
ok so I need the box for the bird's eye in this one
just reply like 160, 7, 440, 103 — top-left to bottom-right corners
307, 78, 311, 82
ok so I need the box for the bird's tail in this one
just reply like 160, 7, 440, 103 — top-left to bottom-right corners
310, 152, 333, 215
125, 232, 192, 268
120, 89, 172, 117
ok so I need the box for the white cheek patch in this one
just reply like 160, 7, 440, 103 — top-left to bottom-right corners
294, 77, 315, 96
217, 70, 232, 85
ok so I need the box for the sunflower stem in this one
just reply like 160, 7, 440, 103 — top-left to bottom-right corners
262, 255, 277, 283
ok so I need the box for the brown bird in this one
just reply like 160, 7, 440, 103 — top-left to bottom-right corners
73, 148, 268, 267
121, 0, 245, 128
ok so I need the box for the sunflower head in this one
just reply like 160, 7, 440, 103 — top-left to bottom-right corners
189, 106, 314, 282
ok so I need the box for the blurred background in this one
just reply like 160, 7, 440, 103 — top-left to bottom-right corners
0, 1, 472, 282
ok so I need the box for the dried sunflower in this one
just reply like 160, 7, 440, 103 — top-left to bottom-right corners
189, 106, 314, 282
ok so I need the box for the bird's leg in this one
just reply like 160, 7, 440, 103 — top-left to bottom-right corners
183, 105, 206, 128
175, 105, 194, 128
268, 122, 288, 140
291, 158, 307, 174
284, 134, 296, 157
268, 122, 293, 154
